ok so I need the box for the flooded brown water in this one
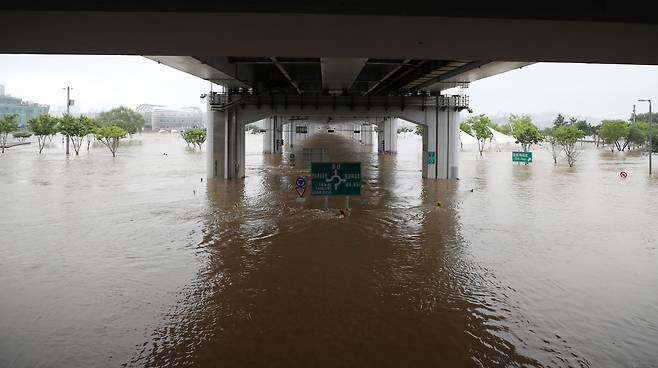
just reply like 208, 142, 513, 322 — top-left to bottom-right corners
1, 133, 657, 367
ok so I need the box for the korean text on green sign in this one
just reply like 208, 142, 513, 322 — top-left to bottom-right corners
311, 162, 361, 196
512, 151, 533, 163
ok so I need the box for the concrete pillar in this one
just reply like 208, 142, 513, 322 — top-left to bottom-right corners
448, 110, 461, 179
207, 105, 244, 179
206, 106, 225, 178
422, 107, 460, 180
273, 116, 283, 154
361, 124, 373, 145
262, 117, 273, 154
262, 116, 282, 154
422, 113, 437, 179
379, 117, 398, 153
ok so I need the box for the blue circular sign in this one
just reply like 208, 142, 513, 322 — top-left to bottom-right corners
295, 176, 306, 188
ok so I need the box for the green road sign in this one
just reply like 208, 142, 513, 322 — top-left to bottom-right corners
311, 162, 361, 196
427, 151, 436, 165
512, 151, 533, 163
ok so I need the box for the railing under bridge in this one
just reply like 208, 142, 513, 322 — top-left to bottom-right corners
208, 92, 469, 112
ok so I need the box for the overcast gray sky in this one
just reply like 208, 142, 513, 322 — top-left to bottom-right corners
1, 55, 657, 120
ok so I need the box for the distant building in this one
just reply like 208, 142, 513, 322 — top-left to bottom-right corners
136, 104, 204, 131
0, 84, 50, 127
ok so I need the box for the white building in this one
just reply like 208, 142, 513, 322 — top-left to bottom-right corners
136, 104, 204, 131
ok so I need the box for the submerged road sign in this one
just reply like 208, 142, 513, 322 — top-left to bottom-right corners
427, 151, 436, 165
295, 176, 307, 197
311, 162, 361, 195
512, 151, 533, 163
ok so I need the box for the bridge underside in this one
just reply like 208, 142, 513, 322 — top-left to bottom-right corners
4, 4, 658, 180
207, 94, 464, 180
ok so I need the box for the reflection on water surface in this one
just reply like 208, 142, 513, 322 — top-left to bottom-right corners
1, 133, 657, 367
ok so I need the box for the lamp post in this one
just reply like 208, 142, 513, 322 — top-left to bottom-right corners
63, 86, 73, 155
638, 99, 652, 175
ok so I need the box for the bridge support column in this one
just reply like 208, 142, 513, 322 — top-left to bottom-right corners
422, 108, 460, 179
262, 117, 272, 154
207, 106, 245, 179
361, 124, 373, 145
379, 117, 398, 153
273, 117, 283, 154
262, 116, 283, 154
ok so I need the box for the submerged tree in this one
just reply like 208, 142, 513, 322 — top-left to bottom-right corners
543, 127, 561, 164
555, 125, 585, 167
95, 106, 144, 136
182, 128, 207, 150
459, 122, 473, 136
625, 122, 648, 151
96, 125, 127, 157
509, 114, 543, 152
464, 114, 493, 157
12, 131, 32, 142
598, 119, 628, 152
58, 114, 87, 155
0, 114, 20, 153
27, 113, 59, 154
78, 116, 97, 151
487, 121, 512, 135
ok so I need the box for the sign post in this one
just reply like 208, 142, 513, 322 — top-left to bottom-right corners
512, 151, 533, 164
311, 162, 361, 209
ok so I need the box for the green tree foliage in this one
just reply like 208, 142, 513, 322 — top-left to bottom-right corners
12, 131, 33, 142
552, 114, 566, 128
58, 114, 88, 155
575, 120, 594, 136
598, 119, 629, 152
554, 125, 585, 167
633, 112, 654, 124
463, 114, 493, 156
96, 106, 144, 136
182, 128, 207, 150
509, 113, 543, 152
460, 122, 472, 136
493, 123, 512, 136
414, 124, 424, 136
0, 113, 20, 153
27, 113, 59, 154
96, 125, 127, 157
543, 128, 561, 165
78, 116, 97, 151
626, 122, 648, 150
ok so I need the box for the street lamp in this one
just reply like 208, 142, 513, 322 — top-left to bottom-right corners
638, 99, 652, 175
62, 86, 74, 155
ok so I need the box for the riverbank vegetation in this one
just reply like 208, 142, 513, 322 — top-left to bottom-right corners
181, 128, 207, 150
1, 107, 139, 156
460, 111, 656, 167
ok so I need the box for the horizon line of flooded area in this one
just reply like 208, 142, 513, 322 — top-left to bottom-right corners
1, 132, 657, 367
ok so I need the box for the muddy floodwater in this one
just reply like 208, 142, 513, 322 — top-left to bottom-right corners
1, 133, 657, 367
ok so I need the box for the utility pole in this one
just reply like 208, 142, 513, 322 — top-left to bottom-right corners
63, 86, 73, 155
633, 104, 636, 123
638, 99, 652, 175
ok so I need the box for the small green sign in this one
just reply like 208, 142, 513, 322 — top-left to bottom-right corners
512, 151, 533, 163
311, 162, 361, 196
427, 151, 436, 165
